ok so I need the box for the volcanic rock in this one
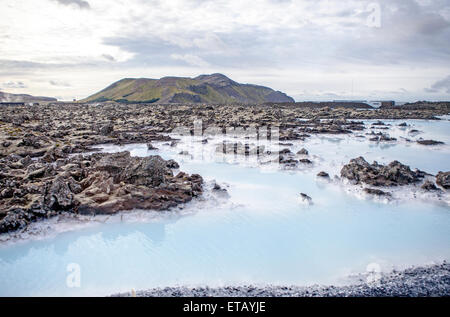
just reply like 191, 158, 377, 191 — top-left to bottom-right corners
317, 171, 330, 178
364, 188, 391, 196
417, 140, 444, 145
341, 156, 425, 187
421, 180, 439, 191
436, 172, 450, 189
0, 151, 202, 233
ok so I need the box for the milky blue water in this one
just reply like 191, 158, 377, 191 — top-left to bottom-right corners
0, 119, 449, 296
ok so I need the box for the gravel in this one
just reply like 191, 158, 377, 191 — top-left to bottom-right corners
113, 262, 450, 297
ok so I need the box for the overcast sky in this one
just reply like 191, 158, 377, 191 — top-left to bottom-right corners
1, 0, 450, 101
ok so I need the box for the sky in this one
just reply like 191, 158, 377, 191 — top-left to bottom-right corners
1, 0, 450, 102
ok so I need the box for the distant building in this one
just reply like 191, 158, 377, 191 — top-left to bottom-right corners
368, 101, 382, 108
368, 100, 395, 108
333, 100, 368, 103
381, 101, 395, 107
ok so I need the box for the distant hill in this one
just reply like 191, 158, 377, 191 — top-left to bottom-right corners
0, 91, 57, 103
82, 73, 294, 104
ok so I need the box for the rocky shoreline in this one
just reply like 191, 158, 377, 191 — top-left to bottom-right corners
1, 103, 449, 233
0, 151, 203, 233
113, 262, 450, 297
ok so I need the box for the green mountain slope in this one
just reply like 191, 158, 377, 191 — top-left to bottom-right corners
82, 73, 294, 104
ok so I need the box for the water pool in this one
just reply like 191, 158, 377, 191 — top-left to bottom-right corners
0, 119, 449, 296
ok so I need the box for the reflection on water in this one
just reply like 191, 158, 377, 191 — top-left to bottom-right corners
0, 119, 449, 296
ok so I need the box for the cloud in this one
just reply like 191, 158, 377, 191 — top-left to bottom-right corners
1, 0, 450, 101
49, 80, 71, 87
0, 59, 103, 75
426, 75, 450, 93
2, 81, 27, 89
101, 54, 116, 62
170, 54, 210, 67
52, 0, 90, 10
102, 0, 450, 70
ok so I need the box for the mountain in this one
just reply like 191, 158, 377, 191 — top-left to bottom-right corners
82, 73, 294, 104
0, 91, 57, 103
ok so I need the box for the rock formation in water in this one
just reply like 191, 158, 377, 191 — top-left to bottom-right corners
0, 103, 448, 232
436, 172, 450, 189
417, 139, 445, 145
340, 156, 426, 187
0, 151, 202, 233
